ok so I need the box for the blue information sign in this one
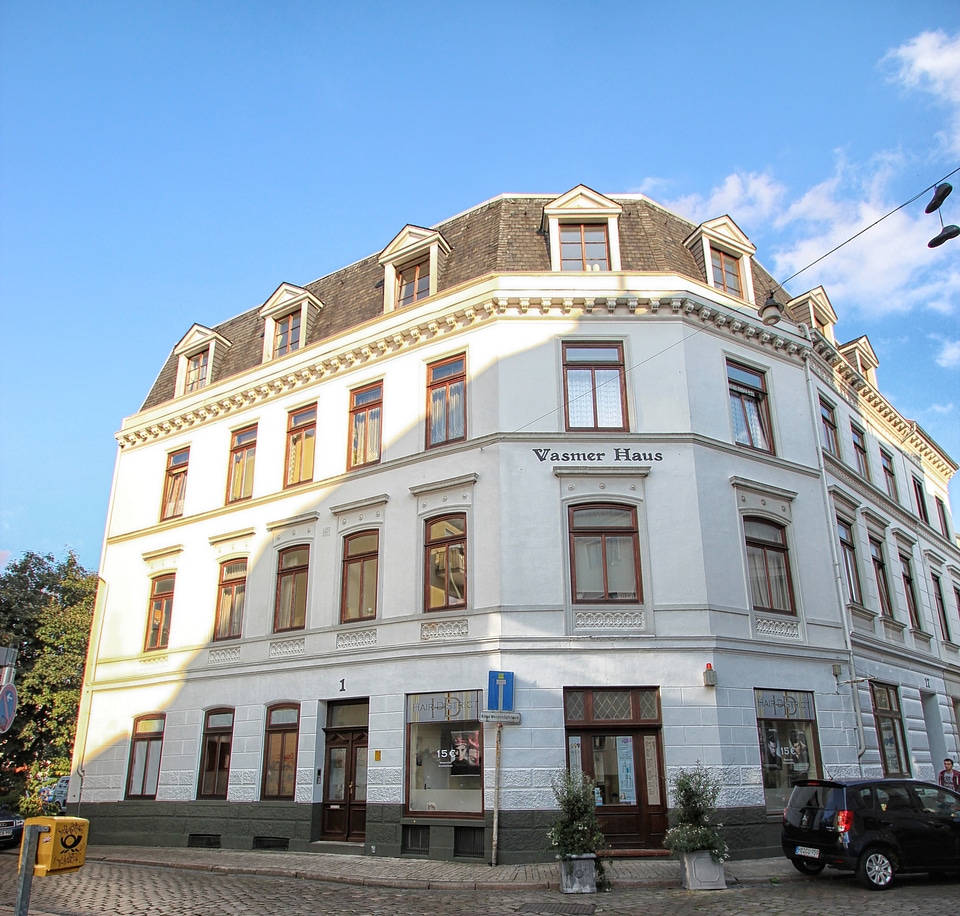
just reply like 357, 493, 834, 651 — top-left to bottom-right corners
487, 671, 515, 712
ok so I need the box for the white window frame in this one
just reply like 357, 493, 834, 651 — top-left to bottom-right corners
259, 283, 323, 363
543, 185, 622, 272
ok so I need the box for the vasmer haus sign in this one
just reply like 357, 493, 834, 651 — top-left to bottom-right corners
531, 447, 664, 463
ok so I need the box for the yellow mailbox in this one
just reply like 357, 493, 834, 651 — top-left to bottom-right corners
22, 816, 89, 876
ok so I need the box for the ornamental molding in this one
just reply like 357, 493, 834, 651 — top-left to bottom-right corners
574, 610, 646, 629
116, 278, 810, 451
268, 637, 305, 658
208, 646, 241, 665
420, 619, 468, 641
336, 628, 377, 650
139, 653, 170, 667
754, 616, 802, 640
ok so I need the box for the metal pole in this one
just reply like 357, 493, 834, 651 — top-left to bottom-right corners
15, 823, 47, 916
490, 722, 502, 866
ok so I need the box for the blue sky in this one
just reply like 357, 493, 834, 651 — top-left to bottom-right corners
1, 1, 959, 572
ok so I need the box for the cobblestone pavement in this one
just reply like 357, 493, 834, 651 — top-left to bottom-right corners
1, 848, 958, 916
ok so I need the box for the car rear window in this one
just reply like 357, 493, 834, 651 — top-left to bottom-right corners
787, 784, 845, 812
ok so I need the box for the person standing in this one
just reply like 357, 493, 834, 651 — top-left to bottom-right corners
938, 757, 960, 789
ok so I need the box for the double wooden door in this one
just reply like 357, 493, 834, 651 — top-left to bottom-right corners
566, 728, 666, 848
320, 727, 368, 842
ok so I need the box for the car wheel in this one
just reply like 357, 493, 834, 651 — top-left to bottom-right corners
857, 848, 895, 890
791, 858, 826, 875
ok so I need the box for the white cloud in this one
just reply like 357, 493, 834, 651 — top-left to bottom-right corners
934, 337, 960, 368
885, 30, 960, 154
655, 171, 788, 231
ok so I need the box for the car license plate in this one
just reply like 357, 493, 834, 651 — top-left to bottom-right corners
795, 845, 820, 859
0, 829, 11, 838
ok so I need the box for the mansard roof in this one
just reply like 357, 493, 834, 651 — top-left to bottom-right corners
141, 192, 782, 410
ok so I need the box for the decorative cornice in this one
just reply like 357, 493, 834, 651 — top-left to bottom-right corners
116, 279, 810, 451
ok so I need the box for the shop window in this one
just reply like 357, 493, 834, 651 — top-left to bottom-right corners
274, 545, 309, 632
425, 514, 466, 612
226, 425, 257, 502
160, 448, 189, 520
214, 559, 246, 640
341, 531, 379, 623
837, 517, 863, 605
126, 714, 165, 799
562, 342, 627, 431
870, 682, 910, 777
754, 689, 820, 812
262, 704, 299, 800
744, 517, 795, 614
727, 360, 772, 452
198, 708, 234, 799
348, 383, 382, 469
426, 354, 466, 448
569, 504, 641, 603
144, 575, 175, 651
406, 691, 483, 816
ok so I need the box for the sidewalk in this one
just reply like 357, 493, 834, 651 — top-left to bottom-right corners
84, 845, 801, 890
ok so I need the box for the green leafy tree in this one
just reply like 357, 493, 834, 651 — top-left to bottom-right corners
0, 552, 96, 803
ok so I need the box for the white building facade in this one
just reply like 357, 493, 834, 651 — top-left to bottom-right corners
70, 187, 960, 861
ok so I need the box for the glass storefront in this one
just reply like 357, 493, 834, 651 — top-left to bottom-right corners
406, 690, 483, 815
755, 688, 821, 811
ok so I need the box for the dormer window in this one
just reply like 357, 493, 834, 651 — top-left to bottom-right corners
173, 325, 231, 398
543, 186, 622, 272
185, 350, 209, 392
560, 224, 609, 271
684, 216, 757, 304
274, 311, 301, 357
259, 283, 322, 364
398, 258, 430, 307
711, 247, 742, 297
379, 226, 450, 314
786, 287, 838, 342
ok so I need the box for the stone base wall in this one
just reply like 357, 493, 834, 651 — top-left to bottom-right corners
75, 800, 779, 861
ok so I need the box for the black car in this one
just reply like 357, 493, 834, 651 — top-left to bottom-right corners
0, 806, 24, 850
782, 778, 960, 889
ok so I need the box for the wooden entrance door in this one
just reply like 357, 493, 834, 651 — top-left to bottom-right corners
567, 728, 666, 848
321, 728, 368, 842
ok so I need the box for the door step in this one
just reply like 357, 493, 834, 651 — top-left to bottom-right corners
605, 848, 671, 858
308, 840, 365, 856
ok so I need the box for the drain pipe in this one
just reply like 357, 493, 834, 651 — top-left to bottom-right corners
801, 336, 866, 768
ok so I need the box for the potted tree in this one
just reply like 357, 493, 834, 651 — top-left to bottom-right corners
546, 769, 609, 893
663, 763, 728, 890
